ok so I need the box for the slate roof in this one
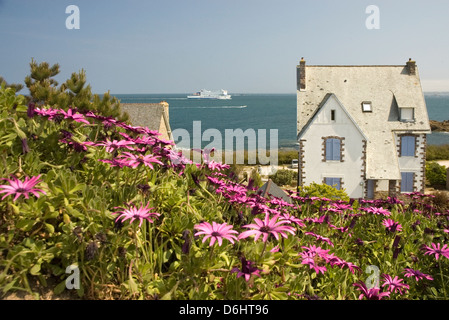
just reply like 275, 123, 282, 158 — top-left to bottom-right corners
258, 179, 293, 204
297, 60, 431, 180
120, 102, 172, 141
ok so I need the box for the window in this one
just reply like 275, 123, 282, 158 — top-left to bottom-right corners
331, 110, 336, 121
401, 172, 414, 193
400, 108, 414, 122
325, 177, 341, 190
362, 101, 372, 112
326, 138, 341, 161
400, 135, 416, 157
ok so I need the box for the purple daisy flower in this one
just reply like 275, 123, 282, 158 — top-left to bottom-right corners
0, 174, 46, 201
231, 257, 262, 282
238, 212, 296, 243
194, 221, 239, 247
113, 202, 160, 228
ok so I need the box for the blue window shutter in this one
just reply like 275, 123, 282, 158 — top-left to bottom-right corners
401, 136, 415, 157
335, 178, 341, 190
326, 139, 332, 161
333, 139, 341, 160
401, 172, 414, 192
326, 138, 341, 161
325, 177, 341, 190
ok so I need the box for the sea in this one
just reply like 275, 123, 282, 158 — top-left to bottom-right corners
114, 92, 449, 150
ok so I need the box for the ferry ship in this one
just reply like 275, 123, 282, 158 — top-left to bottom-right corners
187, 89, 231, 100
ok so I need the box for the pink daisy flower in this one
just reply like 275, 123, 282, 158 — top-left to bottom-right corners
382, 219, 402, 232
118, 152, 163, 169
381, 274, 410, 295
206, 160, 230, 171
300, 253, 327, 275
353, 281, 390, 300
422, 242, 449, 261
0, 175, 46, 201
96, 139, 135, 153
60, 108, 90, 124
194, 221, 239, 247
279, 213, 305, 227
238, 212, 296, 243
304, 232, 334, 247
403, 268, 434, 282
363, 206, 391, 216
113, 202, 160, 228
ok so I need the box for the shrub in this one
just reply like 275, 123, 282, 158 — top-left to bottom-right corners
429, 191, 449, 212
426, 161, 447, 187
269, 169, 296, 186
298, 182, 350, 202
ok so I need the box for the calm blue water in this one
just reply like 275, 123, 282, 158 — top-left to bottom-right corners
115, 93, 449, 149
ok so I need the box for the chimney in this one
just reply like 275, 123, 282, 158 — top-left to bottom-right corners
406, 58, 416, 75
160, 100, 169, 121
297, 57, 306, 90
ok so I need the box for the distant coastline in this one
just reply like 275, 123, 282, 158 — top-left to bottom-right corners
430, 120, 449, 132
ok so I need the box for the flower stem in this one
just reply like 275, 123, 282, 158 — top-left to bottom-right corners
259, 241, 268, 262
439, 262, 447, 299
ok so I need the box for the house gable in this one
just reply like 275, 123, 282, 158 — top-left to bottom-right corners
298, 93, 367, 141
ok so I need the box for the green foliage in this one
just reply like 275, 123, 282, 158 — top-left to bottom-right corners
298, 182, 350, 202
250, 168, 263, 188
277, 150, 299, 165
2, 81, 449, 302
0, 76, 23, 93
426, 161, 447, 187
269, 169, 296, 186
426, 144, 449, 161
24, 58, 128, 122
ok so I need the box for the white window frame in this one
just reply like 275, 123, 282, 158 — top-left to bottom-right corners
362, 101, 372, 113
400, 108, 415, 122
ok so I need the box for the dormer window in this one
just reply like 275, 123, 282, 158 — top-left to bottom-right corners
400, 108, 414, 122
362, 101, 372, 112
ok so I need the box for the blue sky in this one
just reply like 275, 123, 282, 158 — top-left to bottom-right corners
1, 0, 449, 94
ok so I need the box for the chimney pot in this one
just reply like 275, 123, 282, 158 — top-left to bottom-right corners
298, 58, 306, 90
406, 58, 416, 75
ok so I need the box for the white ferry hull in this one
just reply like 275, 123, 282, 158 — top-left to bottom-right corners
187, 89, 232, 100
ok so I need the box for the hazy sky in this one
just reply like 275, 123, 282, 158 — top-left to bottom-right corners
1, 0, 449, 94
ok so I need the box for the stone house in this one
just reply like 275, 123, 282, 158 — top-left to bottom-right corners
120, 101, 173, 141
296, 58, 431, 199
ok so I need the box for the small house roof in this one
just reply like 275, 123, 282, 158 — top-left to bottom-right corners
258, 179, 293, 204
120, 102, 172, 141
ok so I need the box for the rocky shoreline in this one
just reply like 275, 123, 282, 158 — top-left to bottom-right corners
430, 120, 449, 132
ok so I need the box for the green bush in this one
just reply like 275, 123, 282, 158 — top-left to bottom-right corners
426, 161, 447, 187
298, 182, 350, 202
269, 169, 296, 186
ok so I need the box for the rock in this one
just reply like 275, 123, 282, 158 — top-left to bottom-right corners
430, 120, 449, 132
